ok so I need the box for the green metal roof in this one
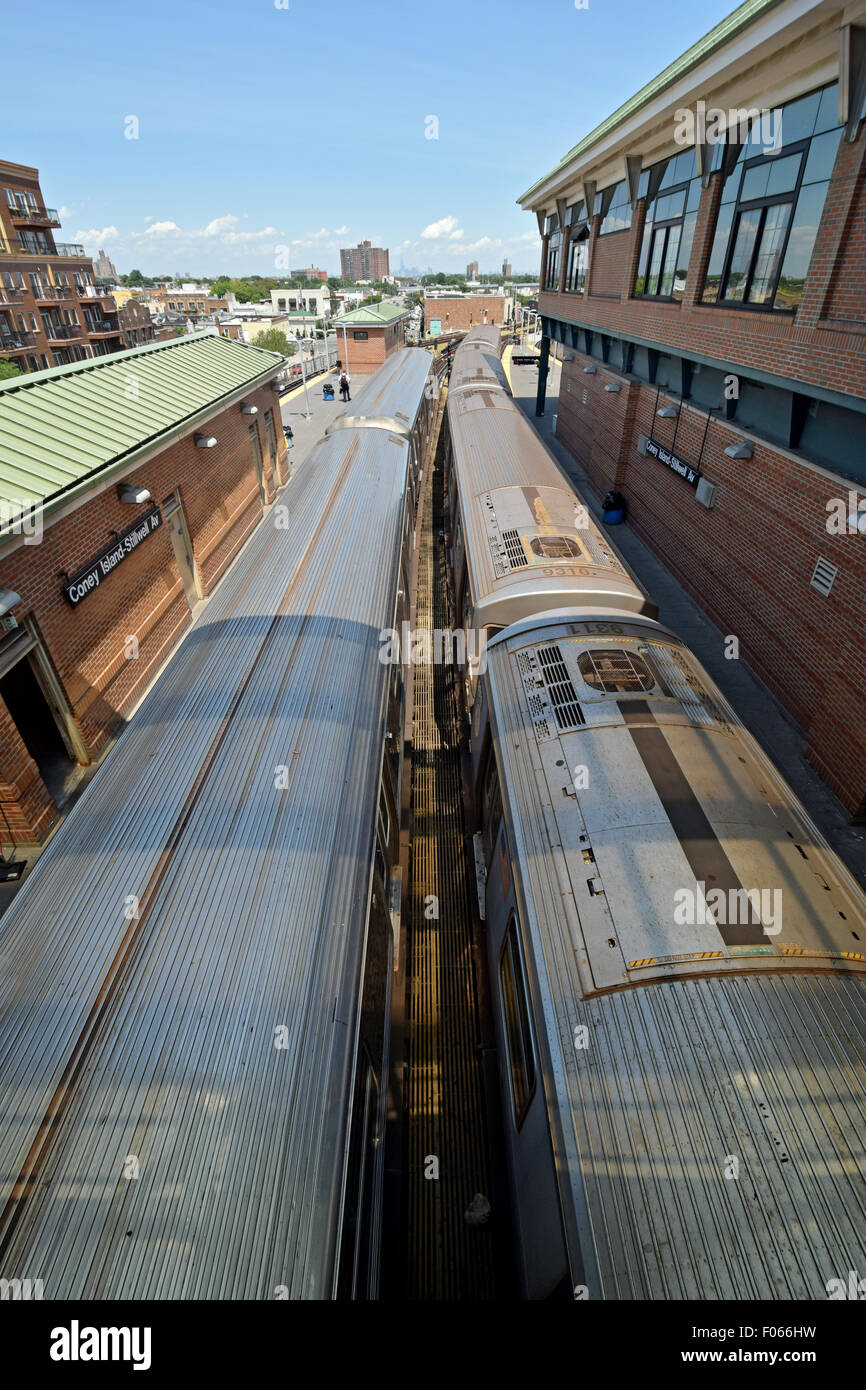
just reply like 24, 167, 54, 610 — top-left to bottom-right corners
0, 330, 283, 536
333, 302, 408, 326
518, 0, 786, 205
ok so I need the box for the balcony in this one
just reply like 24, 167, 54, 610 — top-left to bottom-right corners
34, 284, 74, 301
45, 322, 83, 340
0, 287, 25, 303
78, 287, 115, 308
85, 320, 122, 337
54, 243, 86, 257
0, 330, 35, 353
7, 206, 61, 228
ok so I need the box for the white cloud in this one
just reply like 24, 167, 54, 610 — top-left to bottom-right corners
141, 220, 180, 236
420, 215, 461, 240
334, 225, 349, 235
74, 225, 120, 243
204, 214, 238, 235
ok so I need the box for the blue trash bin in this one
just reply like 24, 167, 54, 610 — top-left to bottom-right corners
602, 490, 626, 525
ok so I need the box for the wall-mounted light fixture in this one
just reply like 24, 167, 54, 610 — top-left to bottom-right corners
657, 403, 679, 418
117, 483, 151, 504
604, 382, 621, 393
240, 403, 258, 415
724, 440, 753, 460
583, 365, 597, 374
194, 433, 217, 448
0, 587, 21, 617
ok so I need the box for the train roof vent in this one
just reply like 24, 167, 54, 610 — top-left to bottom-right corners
644, 644, 731, 731
810, 556, 837, 597
501, 528, 528, 569
537, 644, 585, 733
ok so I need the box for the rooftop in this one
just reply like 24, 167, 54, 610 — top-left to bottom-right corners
332, 302, 408, 327
0, 330, 283, 537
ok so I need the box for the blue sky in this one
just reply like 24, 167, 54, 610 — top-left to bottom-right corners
5, 0, 735, 277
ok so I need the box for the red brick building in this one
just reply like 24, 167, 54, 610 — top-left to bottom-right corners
333, 302, 408, 374
424, 293, 508, 335
0, 158, 124, 371
519, 0, 866, 818
0, 331, 288, 845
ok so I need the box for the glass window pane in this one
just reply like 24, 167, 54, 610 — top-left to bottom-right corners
802, 128, 842, 184
672, 213, 696, 301
659, 224, 682, 296
778, 90, 821, 146
687, 177, 702, 212
747, 203, 792, 304
775, 181, 830, 310
723, 209, 761, 301
741, 161, 771, 201
647, 229, 666, 295
638, 170, 649, 199
720, 162, 741, 204
764, 152, 802, 196
701, 203, 735, 301
655, 188, 686, 222
814, 83, 840, 135
634, 221, 653, 294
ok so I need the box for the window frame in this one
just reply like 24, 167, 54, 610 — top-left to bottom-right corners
710, 138, 810, 312
498, 914, 537, 1130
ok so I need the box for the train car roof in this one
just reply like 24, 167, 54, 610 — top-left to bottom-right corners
0, 405, 414, 1296
326, 346, 433, 437
447, 344, 652, 624
484, 613, 866, 1297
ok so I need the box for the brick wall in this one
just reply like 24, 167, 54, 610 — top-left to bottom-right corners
556, 349, 866, 816
339, 326, 405, 375
424, 296, 506, 331
0, 378, 286, 840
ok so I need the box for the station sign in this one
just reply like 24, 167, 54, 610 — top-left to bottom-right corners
644, 436, 701, 487
63, 506, 162, 607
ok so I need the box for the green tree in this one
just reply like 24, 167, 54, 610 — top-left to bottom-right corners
0, 357, 22, 380
256, 328, 295, 356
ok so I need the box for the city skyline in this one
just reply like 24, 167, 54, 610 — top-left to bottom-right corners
2, 0, 734, 277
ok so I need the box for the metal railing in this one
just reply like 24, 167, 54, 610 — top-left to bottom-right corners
7, 206, 60, 224
54, 243, 86, 257
0, 288, 25, 302
0, 331, 34, 351
34, 284, 73, 299
45, 322, 82, 340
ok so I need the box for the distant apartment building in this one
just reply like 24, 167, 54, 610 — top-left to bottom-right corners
466, 260, 479, 279
269, 286, 331, 318
117, 297, 157, 349
423, 292, 509, 334
0, 159, 124, 371
502, 259, 512, 277
290, 266, 327, 282
149, 289, 228, 318
94, 249, 119, 283
339, 240, 390, 281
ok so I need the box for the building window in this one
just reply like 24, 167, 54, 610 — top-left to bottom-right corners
544, 215, 561, 290
564, 201, 589, 293
634, 148, 700, 300
499, 916, 536, 1128
701, 82, 842, 312
353, 330, 368, 340
597, 179, 632, 235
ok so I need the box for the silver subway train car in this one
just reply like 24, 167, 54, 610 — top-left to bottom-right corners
0, 347, 436, 1299
446, 327, 866, 1300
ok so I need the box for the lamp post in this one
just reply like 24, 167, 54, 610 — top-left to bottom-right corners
296, 335, 311, 421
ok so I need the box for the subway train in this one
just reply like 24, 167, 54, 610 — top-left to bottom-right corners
446, 325, 866, 1300
0, 347, 436, 1299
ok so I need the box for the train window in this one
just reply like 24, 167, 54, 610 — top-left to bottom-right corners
499, 917, 536, 1128
577, 649, 656, 693
528, 535, 582, 561
481, 746, 502, 864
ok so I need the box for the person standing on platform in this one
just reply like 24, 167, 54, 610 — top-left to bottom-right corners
339, 370, 351, 402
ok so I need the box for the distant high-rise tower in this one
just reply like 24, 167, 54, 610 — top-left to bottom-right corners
502, 259, 512, 277
95, 249, 119, 282
339, 240, 390, 281
466, 260, 479, 279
